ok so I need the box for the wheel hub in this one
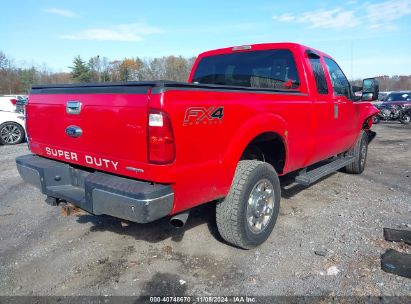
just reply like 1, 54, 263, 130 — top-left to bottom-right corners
254, 199, 265, 216
1, 125, 21, 144
247, 179, 275, 234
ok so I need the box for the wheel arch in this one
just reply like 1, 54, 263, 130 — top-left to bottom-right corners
359, 103, 379, 130
0, 120, 25, 127
220, 113, 289, 188
241, 132, 287, 174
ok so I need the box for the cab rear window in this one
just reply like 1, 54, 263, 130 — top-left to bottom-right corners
192, 50, 300, 90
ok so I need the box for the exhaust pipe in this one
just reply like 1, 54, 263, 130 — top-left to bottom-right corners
169, 211, 189, 228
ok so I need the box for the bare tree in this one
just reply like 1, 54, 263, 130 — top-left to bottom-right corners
88, 56, 101, 82
0, 51, 9, 70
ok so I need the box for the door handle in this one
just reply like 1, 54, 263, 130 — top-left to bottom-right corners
66, 101, 82, 115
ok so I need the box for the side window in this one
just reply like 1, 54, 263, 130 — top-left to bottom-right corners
324, 57, 351, 99
308, 57, 328, 94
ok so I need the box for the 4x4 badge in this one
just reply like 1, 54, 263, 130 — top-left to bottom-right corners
183, 106, 224, 126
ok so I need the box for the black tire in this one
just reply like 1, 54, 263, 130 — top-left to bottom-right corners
216, 160, 281, 249
344, 130, 368, 174
0, 122, 25, 145
399, 114, 410, 124
373, 116, 380, 124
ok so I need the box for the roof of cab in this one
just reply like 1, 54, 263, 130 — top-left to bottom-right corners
197, 42, 332, 60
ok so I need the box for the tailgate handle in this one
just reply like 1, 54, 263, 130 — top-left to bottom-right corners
66, 101, 82, 115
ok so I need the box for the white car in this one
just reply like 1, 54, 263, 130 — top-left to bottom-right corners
0, 111, 26, 145
0, 95, 27, 113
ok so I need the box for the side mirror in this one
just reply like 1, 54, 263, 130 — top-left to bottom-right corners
361, 78, 379, 101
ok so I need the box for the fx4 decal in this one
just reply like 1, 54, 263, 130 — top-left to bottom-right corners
183, 106, 224, 126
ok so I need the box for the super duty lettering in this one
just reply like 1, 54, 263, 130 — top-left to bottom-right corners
45, 147, 119, 170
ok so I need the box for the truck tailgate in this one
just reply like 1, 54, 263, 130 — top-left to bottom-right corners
27, 84, 154, 176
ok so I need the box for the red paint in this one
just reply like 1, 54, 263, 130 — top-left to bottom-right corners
26, 43, 378, 215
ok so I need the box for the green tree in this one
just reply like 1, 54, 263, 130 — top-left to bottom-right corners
70, 55, 90, 82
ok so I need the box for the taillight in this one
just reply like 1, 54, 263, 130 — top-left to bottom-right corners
10, 98, 17, 106
148, 110, 175, 164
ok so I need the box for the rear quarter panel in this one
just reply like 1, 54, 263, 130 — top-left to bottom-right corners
150, 88, 311, 213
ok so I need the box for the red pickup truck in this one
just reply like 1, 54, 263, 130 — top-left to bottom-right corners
16, 43, 379, 249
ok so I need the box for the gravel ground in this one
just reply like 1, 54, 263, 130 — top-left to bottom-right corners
0, 123, 410, 297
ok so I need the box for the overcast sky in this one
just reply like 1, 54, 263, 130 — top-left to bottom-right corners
1, 0, 411, 79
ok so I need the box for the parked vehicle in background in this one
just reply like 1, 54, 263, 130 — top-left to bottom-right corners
380, 91, 411, 108
373, 91, 390, 107
0, 95, 27, 113
0, 111, 26, 145
15, 96, 28, 113
373, 104, 410, 124
0, 96, 18, 112
16, 42, 379, 249
403, 106, 411, 122
378, 91, 389, 101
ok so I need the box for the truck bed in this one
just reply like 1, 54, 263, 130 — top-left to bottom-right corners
31, 81, 301, 94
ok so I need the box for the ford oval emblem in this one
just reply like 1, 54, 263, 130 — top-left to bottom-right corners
65, 125, 83, 138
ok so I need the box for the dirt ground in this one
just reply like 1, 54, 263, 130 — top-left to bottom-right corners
0, 122, 410, 297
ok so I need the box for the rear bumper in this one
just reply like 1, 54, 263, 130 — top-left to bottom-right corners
16, 154, 174, 223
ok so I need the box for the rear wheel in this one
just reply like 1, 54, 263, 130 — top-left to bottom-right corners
344, 130, 368, 174
216, 160, 281, 249
0, 122, 25, 145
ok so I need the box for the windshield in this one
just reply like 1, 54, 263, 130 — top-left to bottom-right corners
192, 49, 300, 90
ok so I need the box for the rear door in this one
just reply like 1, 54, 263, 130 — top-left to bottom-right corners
323, 57, 358, 152
306, 50, 341, 163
